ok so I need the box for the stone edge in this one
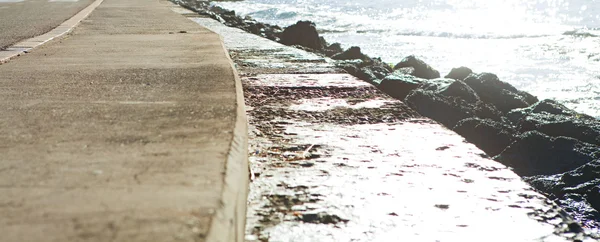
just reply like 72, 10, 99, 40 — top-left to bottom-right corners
166, 3, 250, 242
208, 39, 249, 242
0, 0, 105, 64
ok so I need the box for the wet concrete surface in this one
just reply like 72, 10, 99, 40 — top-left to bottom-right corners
187, 16, 600, 241
192, 17, 339, 75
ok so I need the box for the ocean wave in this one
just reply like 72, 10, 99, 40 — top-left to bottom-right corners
327, 28, 556, 39
563, 29, 599, 38
248, 8, 299, 20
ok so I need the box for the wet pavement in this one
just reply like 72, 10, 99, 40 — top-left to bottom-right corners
187, 15, 600, 242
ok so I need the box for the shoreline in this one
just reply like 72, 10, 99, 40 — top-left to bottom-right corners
173, 0, 600, 233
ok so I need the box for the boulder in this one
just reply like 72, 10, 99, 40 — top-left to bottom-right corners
394, 67, 416, 76
436, 79, 480, 103
525, 160, 600, 229
322, 42, 343, 57
493, 131, 600, 176
393, 55, 440, 79
355, 67, 379, 85
364, 58, 392, 79
331, 46, 367, 60
453, 118, 518, 156
507, 99, 600, 145
404, 79, 502, 128
378, 73, 426, 99
340, 62, 360, 76
338, 56, 392, 84
261, 24, 283, 41
404, 88, 473, 127
463, 73, 538, 113
280, 21, 324, 50
444, 66, 473, 80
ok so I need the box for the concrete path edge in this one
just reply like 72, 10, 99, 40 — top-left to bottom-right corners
205, 36, 249, 242
0, 0, 104, 64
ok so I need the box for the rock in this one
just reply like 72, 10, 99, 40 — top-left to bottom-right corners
393, 55, 440, 79
404, 79, 502, 128
563, 30, 598, 38
453, 118, 518, 156
300, 212, 348, 224
331, 46, 367, 60
463, 73, 538, 113
355, 67, 379, 85
404, 89, 472, 127
259, 24, 282, 41
394, 67, 415, 76
445, 66, 473, 80
244, 22, 263, 35
507, 99, 600, 146
493, 131, 600, 176
378, 73, 426, 99
436, 79, 480, 103
339, 57, 392, 84
280, 21, 324, 50
364, 58, 392, 79
525, 160, 600, 229
341, 63, 359, 76
322, 42, 343, 57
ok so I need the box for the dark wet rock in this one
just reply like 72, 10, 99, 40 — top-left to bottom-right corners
435, 79, 480, 103
363, 58, 392, 79
404, 79, 502, 127
494, 131, 600, 176
393, 55, 440, 79
331, 46, 368, 60
300, 212, 348, 224
280, 21, 324, 50
434, 204, 450, 209
340, 62, 360, 76
526, 160, 600, 229
445, 66, 473, 80
356, 69, 379, 85
404, 88, 495, 128
322, 42, 344, 57
453, 118, 518, 157
340, 57, 393, 85
256, 23, 283, 41
563, 30, 598, 38
507, 99, 600, 146
463, 73, 538, 113
507, 99, 581, 124
377, 73, 426, 99
394, 67, 416, 76
558, 194, 600, 229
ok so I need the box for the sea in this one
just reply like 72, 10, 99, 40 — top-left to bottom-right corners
214, 0, 600, 118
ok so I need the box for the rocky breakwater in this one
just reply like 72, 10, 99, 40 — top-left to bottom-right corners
171, 0, 600, 239
336, 44, 600, 229
335, 49, 600, 230
357, 56, 600, 231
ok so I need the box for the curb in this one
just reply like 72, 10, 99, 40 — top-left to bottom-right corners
206, 38, 249, 242
167, 3, 250, 242
0, 0, 104, 64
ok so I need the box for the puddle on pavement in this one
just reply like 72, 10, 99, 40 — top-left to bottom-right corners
289, 98, 392, 112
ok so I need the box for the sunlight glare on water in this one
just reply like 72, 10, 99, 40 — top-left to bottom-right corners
217, 0, 600, 117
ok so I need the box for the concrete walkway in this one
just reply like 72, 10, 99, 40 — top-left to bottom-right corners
0, 0, 248, 241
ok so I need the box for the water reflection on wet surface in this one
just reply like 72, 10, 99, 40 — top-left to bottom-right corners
243, 74, 578, 242
188, 16, 598, 242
